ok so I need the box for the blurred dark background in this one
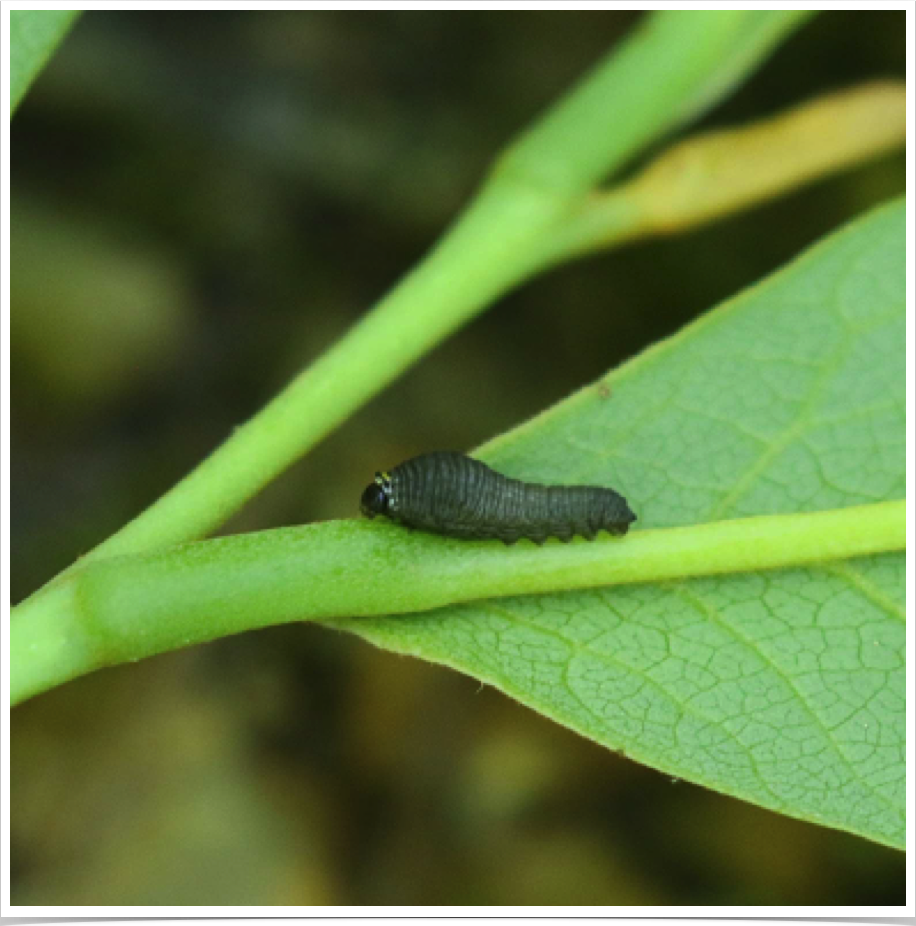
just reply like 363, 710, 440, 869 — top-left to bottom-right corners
11, 10, 905, 905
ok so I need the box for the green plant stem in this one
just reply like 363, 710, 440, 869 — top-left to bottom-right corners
500, 11, 815, 192
11, 499, 904, 706
65, 185, 567, 561
21, 11, 809, 588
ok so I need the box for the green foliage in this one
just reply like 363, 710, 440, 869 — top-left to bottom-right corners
9, 10, 79, 115
11, 9, 905, 852
336, 200, 905, 848
14, 198, 902, 847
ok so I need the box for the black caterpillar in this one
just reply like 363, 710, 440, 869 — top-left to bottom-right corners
360, 451, 635, 544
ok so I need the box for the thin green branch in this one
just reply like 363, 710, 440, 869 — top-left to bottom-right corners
11, 499, 904, 705
498, 10, 814, 192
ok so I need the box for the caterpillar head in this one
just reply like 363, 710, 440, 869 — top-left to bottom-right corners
360, 472, 392, 518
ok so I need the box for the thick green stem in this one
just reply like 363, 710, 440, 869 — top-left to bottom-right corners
11, 500, 904, 705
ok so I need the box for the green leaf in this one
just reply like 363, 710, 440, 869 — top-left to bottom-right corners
333, 198, 905, 848
9, 10, 79, 116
